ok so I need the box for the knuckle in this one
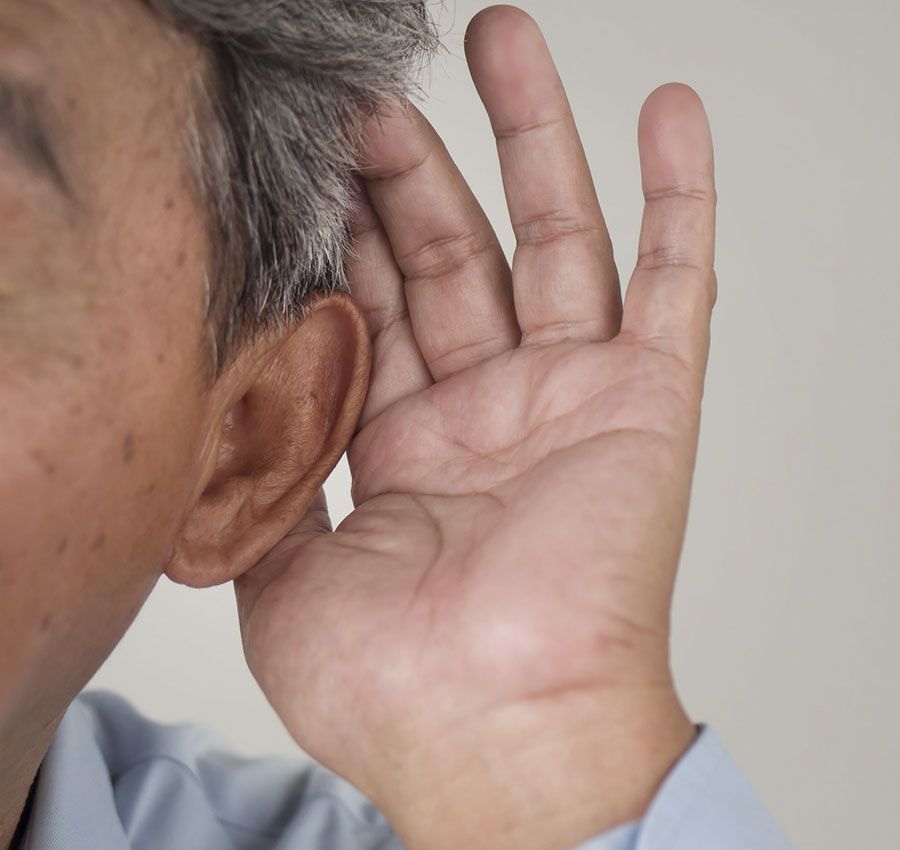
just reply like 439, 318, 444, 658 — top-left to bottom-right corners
494, 114, 567, 141
513, 212, 607, 248
399, 229, 500, 281
643, 183, 715, 204
635, 246, 705, 272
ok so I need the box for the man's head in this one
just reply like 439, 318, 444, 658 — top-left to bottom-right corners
0, 0, 434, 744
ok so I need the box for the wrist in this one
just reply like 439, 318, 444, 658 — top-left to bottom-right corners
368, 685, 696, 850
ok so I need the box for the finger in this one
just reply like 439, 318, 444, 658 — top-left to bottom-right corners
346, 178, 433, 430
465, 6, 621, 345
287, 488, 333, 538
621, 84, 717, 374
361, 102, 520, 382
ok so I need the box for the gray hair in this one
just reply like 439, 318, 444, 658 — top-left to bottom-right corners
146, 0, 439, 368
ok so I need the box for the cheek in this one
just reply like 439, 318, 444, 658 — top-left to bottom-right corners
0, 60, 217, 714
0, 288, 208, 553
0, 160, 214, 579
0, 305, 209, 713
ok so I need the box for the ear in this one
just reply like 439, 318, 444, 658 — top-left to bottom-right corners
166, 293, 371, 588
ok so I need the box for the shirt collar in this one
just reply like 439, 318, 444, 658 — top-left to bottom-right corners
17, 700, 131, 850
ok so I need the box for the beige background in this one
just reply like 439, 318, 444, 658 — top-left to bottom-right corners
91, 1, 900, 847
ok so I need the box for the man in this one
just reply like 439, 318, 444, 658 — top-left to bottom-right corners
0, 1, 792, 848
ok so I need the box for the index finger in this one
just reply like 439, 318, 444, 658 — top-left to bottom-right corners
621, 84, 717, 374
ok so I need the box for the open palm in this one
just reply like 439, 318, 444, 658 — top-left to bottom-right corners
236, 7, 716, 833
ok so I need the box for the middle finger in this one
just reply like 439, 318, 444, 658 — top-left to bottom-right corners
466, 7, 622, 345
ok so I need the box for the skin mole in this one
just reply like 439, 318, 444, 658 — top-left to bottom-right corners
122, 433, 135, 464
29, 449, 56, 476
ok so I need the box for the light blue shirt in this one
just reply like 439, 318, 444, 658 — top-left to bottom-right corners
15, 692, 793, 849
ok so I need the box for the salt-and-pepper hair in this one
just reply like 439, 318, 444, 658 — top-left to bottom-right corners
147, 1, 438, 368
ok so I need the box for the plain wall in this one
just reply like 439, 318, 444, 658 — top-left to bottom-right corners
90, 1, 900, 847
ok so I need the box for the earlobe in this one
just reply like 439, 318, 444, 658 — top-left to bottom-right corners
166, 293, 371, 588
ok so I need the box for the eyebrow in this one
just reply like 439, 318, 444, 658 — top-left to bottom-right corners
0, 73, 69, 195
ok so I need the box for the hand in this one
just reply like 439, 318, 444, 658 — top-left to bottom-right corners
236, 7, 716, 850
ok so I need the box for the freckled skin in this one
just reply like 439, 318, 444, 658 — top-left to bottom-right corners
0, 2, 213, 749
2, 4, 716, 850
0, 1, 249, 844
122, 432, 135, 463
0, 4, 370, 848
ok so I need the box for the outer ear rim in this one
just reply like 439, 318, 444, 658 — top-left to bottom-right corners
165, 292, 372, 588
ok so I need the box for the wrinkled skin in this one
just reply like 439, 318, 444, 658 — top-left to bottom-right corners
237, 9, 716, 850
0, 0, 216, 788
0, 2, 369, 847
0, 3, 716, 850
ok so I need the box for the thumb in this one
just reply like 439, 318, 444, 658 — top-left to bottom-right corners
288, 487, 333, 537
234, 488, 332, 619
